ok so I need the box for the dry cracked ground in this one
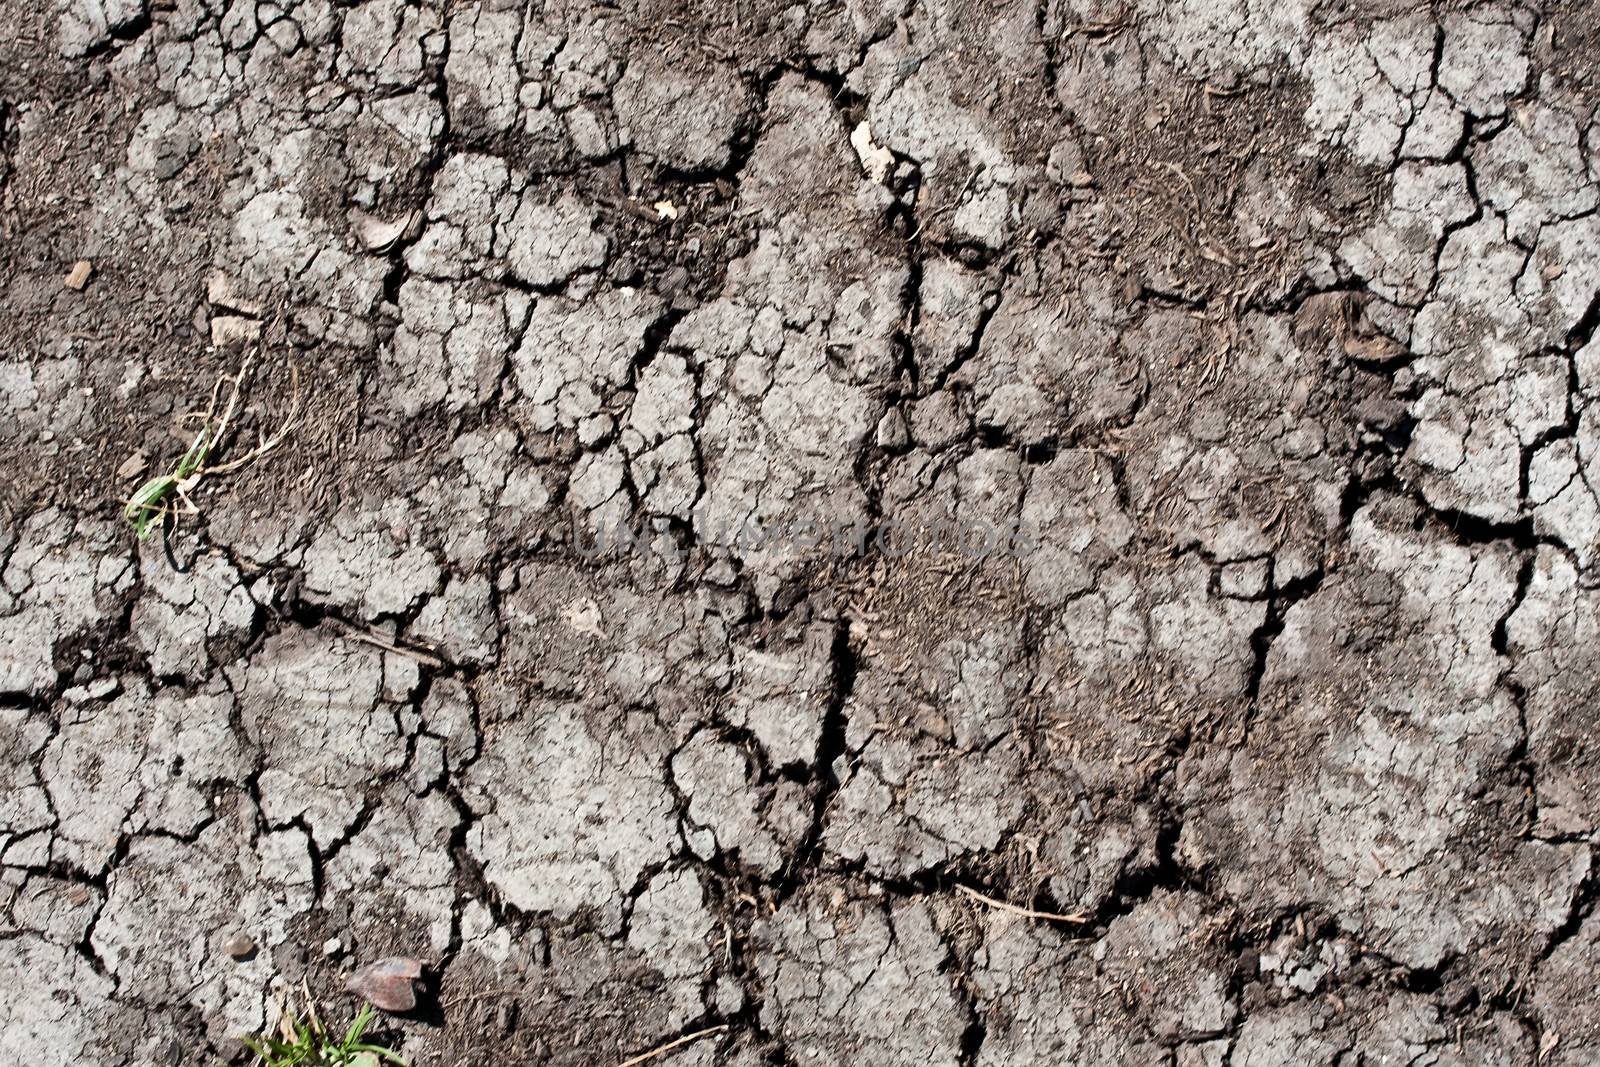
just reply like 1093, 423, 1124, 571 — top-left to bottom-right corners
2, 0, 1600, 1064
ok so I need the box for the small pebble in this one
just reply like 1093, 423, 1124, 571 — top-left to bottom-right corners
322, 936, 344, 957
224, 932, 254, 960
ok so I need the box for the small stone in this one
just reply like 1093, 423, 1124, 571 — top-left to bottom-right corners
64, 260, 93, 290
875, 408, 910, 452
322, 936, 344, 957
224, 932, 255, 960
851, 121, 894, 184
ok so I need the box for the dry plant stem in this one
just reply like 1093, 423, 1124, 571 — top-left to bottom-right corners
330, 619, 445, 668
299, 976, 322, 1037
199, 355, 251, 451
955, 884, 1088, 923
608, 1025, 730, 1067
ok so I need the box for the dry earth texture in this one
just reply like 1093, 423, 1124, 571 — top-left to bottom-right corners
2, 0, 1599, 1063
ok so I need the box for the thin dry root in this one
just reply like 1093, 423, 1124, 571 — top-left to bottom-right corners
207, 360, 302, 475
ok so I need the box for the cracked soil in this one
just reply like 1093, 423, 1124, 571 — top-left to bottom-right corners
3, 0, 1600, 1063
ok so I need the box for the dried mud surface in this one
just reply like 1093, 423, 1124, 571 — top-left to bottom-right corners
3, 0, 1600, 1064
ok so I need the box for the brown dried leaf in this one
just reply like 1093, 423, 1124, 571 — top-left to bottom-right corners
345, 956, 424, 1013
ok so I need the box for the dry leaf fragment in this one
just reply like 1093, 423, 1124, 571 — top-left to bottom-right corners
1342, 332, 1406, 365
345, 956, 424, 1013
64, 260, 93, 290
117, 451, 148, 480
350, 207, 422, 251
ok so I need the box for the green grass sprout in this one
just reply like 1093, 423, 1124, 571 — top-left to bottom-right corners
242, 1001, 406, 1067
123, 354, 301, 540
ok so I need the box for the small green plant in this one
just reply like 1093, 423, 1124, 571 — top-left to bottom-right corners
123, 355, 300, 540
243, 1002, 406, 1067
124, 422, 215, 539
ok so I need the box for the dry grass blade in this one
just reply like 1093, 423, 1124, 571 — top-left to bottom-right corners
955, 884, 1089, 923
608, 1024, 730, 1067
330, 620, 446, 668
